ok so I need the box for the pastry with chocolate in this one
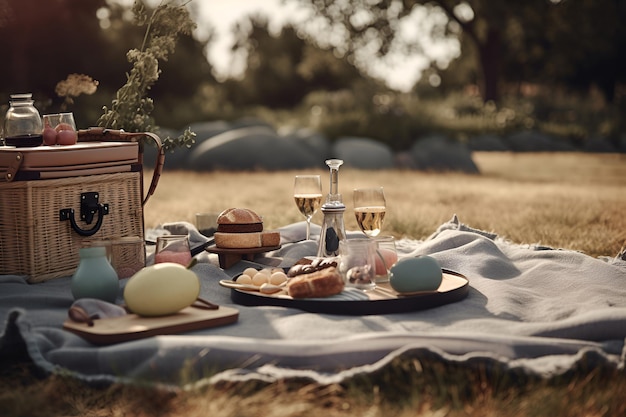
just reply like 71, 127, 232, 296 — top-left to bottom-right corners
287, 257, 338, 277
286, 258, 344, 298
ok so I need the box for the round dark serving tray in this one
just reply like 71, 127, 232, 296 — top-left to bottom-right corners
228, 269, 469, 315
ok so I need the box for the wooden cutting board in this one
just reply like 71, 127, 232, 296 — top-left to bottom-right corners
63, 305, 239, 345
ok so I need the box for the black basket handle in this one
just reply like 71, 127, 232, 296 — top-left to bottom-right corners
59, 192, 110, 237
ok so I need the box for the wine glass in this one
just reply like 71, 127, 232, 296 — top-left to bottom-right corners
42, 112, 77, 145
353, 187, 386, 237
294, 175, 322, 240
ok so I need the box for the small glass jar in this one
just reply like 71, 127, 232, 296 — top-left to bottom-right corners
339, 238, 377, 291
3, 93, 43, 147
374, 235, 398, 283
155, 235, 192, 266
110, 236, 146, 279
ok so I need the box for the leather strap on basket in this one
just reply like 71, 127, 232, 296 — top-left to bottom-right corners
77, 128, 165, 206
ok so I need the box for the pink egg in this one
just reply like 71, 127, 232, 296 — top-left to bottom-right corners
55, 122, 74, 132
56, 129, 78, 145
375, 248, 398, 275
42, 126, 57, 145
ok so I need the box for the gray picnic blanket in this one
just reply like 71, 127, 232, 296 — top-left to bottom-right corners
1, 215, 625, 388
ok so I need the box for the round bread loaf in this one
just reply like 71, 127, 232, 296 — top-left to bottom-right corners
217, 208, 262, 224
216, 208, 263, 233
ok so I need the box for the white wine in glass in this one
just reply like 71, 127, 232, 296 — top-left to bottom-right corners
294, 175, 323, 240
354, 187, 386, 237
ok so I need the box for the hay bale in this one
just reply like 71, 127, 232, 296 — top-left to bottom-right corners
187, 120, 233, 143
410, 135, 479, 173
584, 136, 618, 153
504, 130, 575, 152
279, 127, 332, 161
331, 137, 394, 169
468, 134, 509, 151
187, 126, 319, 171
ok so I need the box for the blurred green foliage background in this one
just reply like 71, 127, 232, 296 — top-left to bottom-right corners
0, 0, 624, 151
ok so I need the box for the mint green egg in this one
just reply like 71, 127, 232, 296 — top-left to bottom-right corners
389, 256, 443, 293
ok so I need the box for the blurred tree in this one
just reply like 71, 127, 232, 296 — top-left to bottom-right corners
0, 0, 108, 105
293, 0, 626, 104
223, 15, 363, 108
0, 0, 216, 129
413, 33, 478, 98
431, 0, 521, 103
292, 0, 545, 103
297, 40, 363, 92
509, 0, 626, 103
226, 15, 306, 107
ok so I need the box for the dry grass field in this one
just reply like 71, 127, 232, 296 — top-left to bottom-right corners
2, 151, 625, 417
146, 152, 626, 258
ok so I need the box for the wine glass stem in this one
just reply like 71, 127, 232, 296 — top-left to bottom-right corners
306, 219, 311, 240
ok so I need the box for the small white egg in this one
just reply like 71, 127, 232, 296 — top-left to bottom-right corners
252, 271, 270, 286
236, 274, 253, 285
270, 271, 288, 285
243, 267, 259, 279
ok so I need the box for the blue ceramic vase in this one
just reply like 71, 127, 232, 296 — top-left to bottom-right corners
71, 246, 119, 303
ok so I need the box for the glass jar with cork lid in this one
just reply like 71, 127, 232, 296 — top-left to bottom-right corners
3, 93, 43, 147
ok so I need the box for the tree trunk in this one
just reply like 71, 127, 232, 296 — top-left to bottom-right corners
477, 28, 501, 103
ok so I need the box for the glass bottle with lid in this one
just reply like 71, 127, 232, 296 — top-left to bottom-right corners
317, 159, 347, 257
3, 93, 43, 147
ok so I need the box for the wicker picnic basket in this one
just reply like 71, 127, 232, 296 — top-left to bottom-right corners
0, 128, 165, 283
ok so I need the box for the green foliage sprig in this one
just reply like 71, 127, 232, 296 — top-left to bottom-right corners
98, 0, 196, 152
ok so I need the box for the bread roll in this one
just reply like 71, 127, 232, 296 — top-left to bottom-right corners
217, 223, 263, 233
217, 208, 262, 224
217, 208, 263, 232
287, 266, 344, 298
214, 208, 281, 249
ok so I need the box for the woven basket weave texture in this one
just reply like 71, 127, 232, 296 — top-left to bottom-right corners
0, 171, 144, 282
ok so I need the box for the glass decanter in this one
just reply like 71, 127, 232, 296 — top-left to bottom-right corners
316, 159, 347, 257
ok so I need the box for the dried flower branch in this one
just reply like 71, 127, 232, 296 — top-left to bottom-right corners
55, 74, 99, 111
98, 0, 196, 152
